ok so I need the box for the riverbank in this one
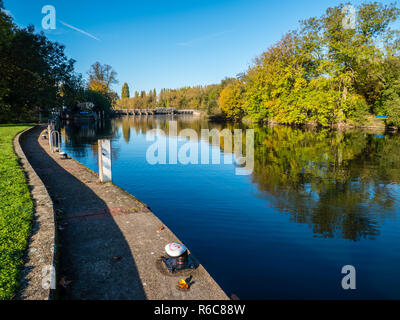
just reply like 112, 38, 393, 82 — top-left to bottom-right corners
20, 125, 228, 300
207, 114, 400, 132
239, 115, 395, 131
14, 126, 56, 300
0, 124, 33, 300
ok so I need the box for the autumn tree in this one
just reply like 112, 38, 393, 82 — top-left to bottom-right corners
115, 2, 400, 127
87, 62, 119, 109
88, 62, 118, 89
219, 80, 245, 120
222, 2, 400, 126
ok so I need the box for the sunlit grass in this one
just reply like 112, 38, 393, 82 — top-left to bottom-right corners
0, 124, 33, 300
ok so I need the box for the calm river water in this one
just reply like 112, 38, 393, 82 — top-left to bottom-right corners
60, 115, 400, 299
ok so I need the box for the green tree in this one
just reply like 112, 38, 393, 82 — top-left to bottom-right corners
0, 22, 78, 122
83, 89, 112, 113
121, 82, 130, 99
0, 0, 86, 123
374, 57, 400, 126
0, 3, 15, 120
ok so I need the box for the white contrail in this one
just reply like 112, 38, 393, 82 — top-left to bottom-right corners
59, 20, 100, 41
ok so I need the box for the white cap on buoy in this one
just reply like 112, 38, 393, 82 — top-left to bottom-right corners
165, 242, 187, 257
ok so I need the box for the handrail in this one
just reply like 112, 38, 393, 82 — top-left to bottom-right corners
49, 130, 61, 153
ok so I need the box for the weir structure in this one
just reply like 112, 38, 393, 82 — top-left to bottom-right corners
113, 108, 200, 116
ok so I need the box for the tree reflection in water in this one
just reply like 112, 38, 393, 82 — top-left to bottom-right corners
62, 116, 400, 241
248, 126, 399, 241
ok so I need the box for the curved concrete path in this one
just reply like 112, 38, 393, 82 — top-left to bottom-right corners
14, 128, 56, 300
20, 125, 228, 300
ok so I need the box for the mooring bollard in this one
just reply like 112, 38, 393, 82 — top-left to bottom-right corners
165, 242, 188, 268
161, 242, 193, 273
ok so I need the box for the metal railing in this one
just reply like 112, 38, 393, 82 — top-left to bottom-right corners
49, 130, 61, 153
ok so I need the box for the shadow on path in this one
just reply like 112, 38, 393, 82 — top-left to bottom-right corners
21, 126, 146, 300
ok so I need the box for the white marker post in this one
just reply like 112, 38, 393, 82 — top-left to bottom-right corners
48, 123, 54, 149
98, 139, 112, 183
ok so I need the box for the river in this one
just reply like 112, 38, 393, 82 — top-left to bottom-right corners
60, 115, 400, 299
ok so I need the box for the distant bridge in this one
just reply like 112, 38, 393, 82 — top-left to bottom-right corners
113, 108, 200, 116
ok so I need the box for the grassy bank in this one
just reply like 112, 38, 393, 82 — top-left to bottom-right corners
0, 125, 33, 300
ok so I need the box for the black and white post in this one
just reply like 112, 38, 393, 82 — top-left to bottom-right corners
98, 139, 112, 183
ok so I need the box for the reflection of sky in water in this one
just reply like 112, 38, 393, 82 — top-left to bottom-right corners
60, 117, 400, 299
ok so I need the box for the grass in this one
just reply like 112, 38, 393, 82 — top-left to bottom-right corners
0, 124, 34, 300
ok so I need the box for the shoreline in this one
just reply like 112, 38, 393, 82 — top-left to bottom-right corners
13, 126, 56, 300
221, 119, 397, 132
64, 111, 398, 132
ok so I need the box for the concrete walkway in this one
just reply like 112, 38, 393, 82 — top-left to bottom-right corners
14, 128, 55, 300
21, 126, 228, 300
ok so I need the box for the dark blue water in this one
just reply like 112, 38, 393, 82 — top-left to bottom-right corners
61, 116, 400, 299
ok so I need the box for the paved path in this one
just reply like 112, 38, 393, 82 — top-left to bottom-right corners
21, 126, 228, 300
14, 128, 55, 300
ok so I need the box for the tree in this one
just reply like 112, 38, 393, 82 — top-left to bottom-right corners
0, 2, 15, 120
88, 62, 118, 89
219, 80, 245, 120
114, 2, 400, 126
87, 62, 119, 109
220, 2, 400, 126
84, 89, 111, 113
0, 4, 79, 123
121, 82, 130, 99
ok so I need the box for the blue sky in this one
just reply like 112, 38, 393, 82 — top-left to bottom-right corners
5, 0, 397, 95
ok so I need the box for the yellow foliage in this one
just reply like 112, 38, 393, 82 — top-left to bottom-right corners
218, 81, 244, 120
88, 80, 109, 95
